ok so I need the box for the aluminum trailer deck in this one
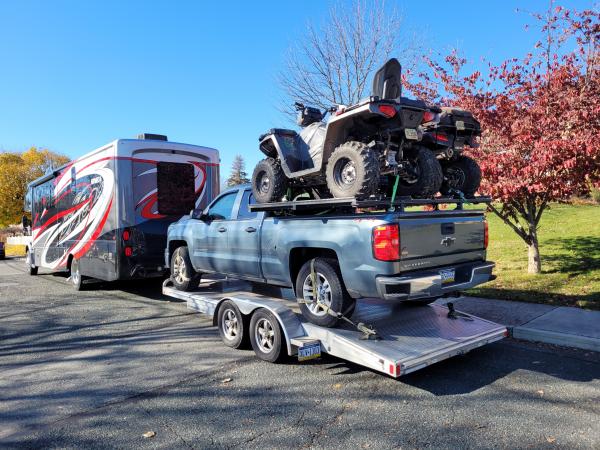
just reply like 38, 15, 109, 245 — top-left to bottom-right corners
162, 279, 507, 378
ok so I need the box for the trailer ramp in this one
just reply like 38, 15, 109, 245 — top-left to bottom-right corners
163, 280, 506, 378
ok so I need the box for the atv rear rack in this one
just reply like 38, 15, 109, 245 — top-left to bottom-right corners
249, 195, 492, 214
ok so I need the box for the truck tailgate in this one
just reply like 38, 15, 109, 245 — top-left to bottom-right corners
397, 213, 486, 270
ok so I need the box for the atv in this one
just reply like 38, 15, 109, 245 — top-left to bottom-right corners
419, 107, 482, 197
252, 58, 444, 203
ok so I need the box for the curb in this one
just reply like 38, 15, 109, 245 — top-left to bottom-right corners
511, 326, 600, 352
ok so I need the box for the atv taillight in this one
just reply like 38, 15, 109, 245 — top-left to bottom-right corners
422, 111, 436, 123
378, 105, 396, 118
435, 133, 449, 142
373, 224, 400, 261
484, 220, 489, 249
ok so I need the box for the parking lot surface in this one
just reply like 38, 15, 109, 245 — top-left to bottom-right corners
1, 258, 599, 449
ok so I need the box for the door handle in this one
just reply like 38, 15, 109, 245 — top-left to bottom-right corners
245, 226, 257, 233
218, 226, 227, 233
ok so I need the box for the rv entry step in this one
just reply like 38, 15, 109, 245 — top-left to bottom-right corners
162, 279, 507, 378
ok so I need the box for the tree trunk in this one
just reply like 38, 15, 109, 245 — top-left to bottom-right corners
527, 238, 541, 274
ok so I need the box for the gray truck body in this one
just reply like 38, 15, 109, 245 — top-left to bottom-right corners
165, 185, 494, 302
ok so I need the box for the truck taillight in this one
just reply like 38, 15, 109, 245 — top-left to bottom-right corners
372, 224, 400, 261
484, 220, 489, 249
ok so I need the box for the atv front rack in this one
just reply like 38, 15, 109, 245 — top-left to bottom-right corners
249, 195, 492, 214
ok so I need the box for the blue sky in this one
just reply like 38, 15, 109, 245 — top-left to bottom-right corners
0, 0, 593, 177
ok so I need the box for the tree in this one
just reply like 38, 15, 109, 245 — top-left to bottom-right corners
279, 0, 420, 113
0, 147, 70, 227
405, 4, 599, 274
226, 154, 250, 187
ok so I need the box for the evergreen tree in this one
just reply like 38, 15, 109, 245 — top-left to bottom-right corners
225, 155, 250, 187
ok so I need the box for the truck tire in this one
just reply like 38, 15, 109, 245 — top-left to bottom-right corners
171, 246, 200, 292
440, 156, 481, 197
70, 257, 85, 291
249, 308, 285, 362
252, 158, 288, 203
217, 300, 247, 349
326, 141, 379, 199
26, 248, 38, 275
396, 147, 443, 198
296, 258, 355, 328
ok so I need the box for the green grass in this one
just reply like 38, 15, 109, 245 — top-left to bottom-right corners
467, 203, 600, 309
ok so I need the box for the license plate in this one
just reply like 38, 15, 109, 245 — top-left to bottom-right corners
440, 268, 455, 284
298, 342, 321, 361
455, 120, 465, 131
404, 128, 418, 140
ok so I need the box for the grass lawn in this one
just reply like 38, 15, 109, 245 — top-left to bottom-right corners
467, 203, 600, 309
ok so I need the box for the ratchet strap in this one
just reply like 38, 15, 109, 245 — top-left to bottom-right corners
300, 259, 379, 340
390, 174, 400, 209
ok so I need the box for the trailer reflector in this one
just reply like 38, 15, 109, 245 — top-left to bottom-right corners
124, 246, 133, 257
122, 229, 130, 241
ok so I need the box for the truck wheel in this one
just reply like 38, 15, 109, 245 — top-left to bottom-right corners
249, 309, 285, 363
70, 258, 85, 291
396, 147, 443, 198
171, 246, 200, 292
26, 248, 38, 275
217, 300, 247, 349
296, 258, 355, 328
326, 141, 379, 199
252, 158, 288, 203
440, 156, 481, 197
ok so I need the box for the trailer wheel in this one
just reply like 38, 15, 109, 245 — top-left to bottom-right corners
217, 300, 247, 349
249, 309, 285, 363
26, 248, 38, 275
296, 258, 355, 328
171, 246, 200, 292
70, 258, 85, 291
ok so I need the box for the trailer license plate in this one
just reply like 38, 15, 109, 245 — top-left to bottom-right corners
298, 342, 321, 361
404, 128, 418, 140
440, 268, 455, 284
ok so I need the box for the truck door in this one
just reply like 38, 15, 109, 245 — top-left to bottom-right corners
191, 190, 238, 274
226, 189, 263, 279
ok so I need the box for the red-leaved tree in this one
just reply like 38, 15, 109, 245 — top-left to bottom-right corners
405, 4, 599, 273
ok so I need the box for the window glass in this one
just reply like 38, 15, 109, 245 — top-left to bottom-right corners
207, 192, 237, 220
237, 190, 257, 219
156, 161, 196, 215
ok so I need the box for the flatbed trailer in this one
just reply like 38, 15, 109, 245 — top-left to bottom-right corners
163, 278, 507, 378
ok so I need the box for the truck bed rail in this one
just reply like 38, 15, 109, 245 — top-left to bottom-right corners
249, 195, 492, 214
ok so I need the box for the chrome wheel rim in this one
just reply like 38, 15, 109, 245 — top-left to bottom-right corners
255, 318, 275, 353
221, 308, 239, 340
172, 253, 189, 284
71, 261, 80, 285
302, 272, 332, 317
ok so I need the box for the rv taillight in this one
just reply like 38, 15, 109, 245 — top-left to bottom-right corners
124, 246, 133, 257
122, 229, 130, 241
372, 224, 400, 261
378, 105, 396, 118
484, 220, 489, 249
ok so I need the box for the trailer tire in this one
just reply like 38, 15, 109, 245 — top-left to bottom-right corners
296, 258, 355, 328
252, 158, 288, 203
26, 248, 38, 275
217, 300, 248, 349
171, 246, 201, 292
249, 309, 285, 363
70, 257, 85, 291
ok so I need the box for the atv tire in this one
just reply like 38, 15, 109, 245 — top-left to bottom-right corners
252, 158, 288, 203
396, 147, 443, 198
440, 155, 481, 197
326, 141, 379, 199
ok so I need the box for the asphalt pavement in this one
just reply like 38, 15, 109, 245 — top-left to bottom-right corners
1, 257, 599, 449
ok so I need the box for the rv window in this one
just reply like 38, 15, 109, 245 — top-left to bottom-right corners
24, 188, 33, 213
156, 162, 196, 215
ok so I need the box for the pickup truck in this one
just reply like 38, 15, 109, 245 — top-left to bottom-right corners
165, 185, 494, 327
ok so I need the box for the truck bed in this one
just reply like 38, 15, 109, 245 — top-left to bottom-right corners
162, 279, 506, 378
